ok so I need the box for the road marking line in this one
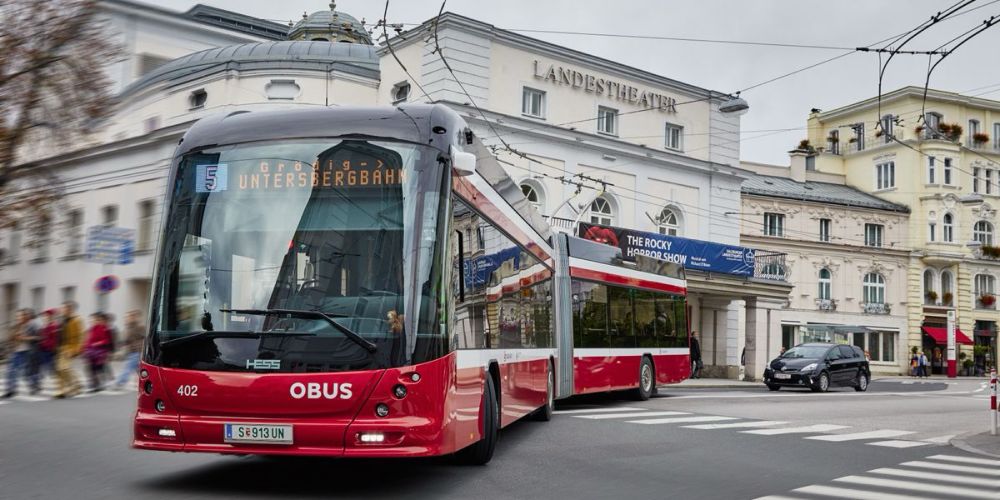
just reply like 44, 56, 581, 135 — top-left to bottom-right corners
742, 424, 848, 435
575, 411, 688, 420
928, 454, 1000, 467
628, 415, 737, 425
866, 440, 930, 448
11, 395, 47, 403
868, 467, 1000, 488
790, 484, 936, 500
554, 407, 645, 415
922, 435, 956, 444
900, 460, 1000, 477
806, 429, 914, 442
834, 474, 998, 499
683, 420, 788, 430
753, 496, 808, 500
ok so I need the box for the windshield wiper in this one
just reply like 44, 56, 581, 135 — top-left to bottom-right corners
221, 308, 377, 354
160, 330, 316, 349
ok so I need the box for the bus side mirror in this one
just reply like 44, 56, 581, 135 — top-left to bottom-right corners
450, 145, 476, 177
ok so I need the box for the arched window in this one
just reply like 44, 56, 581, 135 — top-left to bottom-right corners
863, 273, 886, 304
943, 213, 954, 242
923, 269, 936, 304
520, 181, 545, 215
974, 221, 994, 246
589, 196, 614, 226
975, 274, 996, 308
941, 270, 954, 305
817, 268, 832, 300
656, 207, 680, 236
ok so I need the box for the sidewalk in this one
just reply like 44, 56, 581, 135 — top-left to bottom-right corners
953, 431, 1000, 459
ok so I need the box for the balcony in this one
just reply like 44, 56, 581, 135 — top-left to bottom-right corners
815, 298, 837, 311
754, 251, 787, 282
976, 295, 996, 310
860, 302, 891, 315
549, 216, 575, 231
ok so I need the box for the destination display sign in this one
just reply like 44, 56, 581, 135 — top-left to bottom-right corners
195, 142, 406, 194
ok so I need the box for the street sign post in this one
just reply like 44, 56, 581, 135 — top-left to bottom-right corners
95, 275, 119, 294
990, 369, 997, 436
84, 226, 135, 265
946, 310, 957, 378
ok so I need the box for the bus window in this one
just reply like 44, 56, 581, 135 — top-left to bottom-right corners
608, 286, 635, 348
633, 290, 658, 348
572, 281, 608, 348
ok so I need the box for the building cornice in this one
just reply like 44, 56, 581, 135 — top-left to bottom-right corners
381, 12, 731, 103
100, 0, 274, 43
741, 192, 910, 214
741, 234, 911, 258
816, 86, 1000, 122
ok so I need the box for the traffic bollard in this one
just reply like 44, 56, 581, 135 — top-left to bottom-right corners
991, 369, 997, 436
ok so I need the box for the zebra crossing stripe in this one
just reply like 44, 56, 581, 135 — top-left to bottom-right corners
12, 395, 48, 403
900, 460, 1000, 476
682, 420, 788, 430
833, 474, 998, 499
742, 424, 848, 435
866, 440, 930, 448
868, 467, 1000, 488
628, 415, 736, 425
575, 411, 688, 420
554, 407, 645, 415
789, 484, 936, 500
928, 454, 1000, 467
922, 435, 955, 444
806, 429, 914, 442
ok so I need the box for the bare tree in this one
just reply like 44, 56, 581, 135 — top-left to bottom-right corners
0, 0, 118, 246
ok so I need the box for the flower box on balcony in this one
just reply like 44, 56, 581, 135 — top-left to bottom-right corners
979, 294, 996, 308
973, 132, 990, 145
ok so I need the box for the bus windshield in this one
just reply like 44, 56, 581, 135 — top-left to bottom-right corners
149, 139, 448, 372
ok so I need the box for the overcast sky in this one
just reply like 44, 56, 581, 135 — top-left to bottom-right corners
156, 0, 1000, 165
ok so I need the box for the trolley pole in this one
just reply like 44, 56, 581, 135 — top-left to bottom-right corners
991, 369, 998, 436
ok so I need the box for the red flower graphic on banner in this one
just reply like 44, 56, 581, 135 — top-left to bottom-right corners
583, 226, 619, 247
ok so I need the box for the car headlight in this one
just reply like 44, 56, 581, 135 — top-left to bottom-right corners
800, 363, 817, 372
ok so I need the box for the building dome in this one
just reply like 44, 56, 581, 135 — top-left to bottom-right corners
288, 3, 372, 45
120, 40, 379, 99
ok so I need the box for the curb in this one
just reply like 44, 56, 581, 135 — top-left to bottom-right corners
950, 431, 1000, 459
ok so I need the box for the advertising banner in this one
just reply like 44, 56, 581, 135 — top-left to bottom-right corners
579, 223, 755, 277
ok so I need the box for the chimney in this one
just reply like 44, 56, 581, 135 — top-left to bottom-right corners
788, 150, 808, 182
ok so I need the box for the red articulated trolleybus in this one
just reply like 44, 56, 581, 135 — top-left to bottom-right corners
134, 104, 689, 464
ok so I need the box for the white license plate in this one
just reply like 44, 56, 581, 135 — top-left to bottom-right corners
774, 373, 791, 380
224, 423, 293, 444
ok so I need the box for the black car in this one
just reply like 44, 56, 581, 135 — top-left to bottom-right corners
763, 343, 870, 392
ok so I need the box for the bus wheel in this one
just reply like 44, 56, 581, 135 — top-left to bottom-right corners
531, 363, 554, 421
632, 357, 654, 401
457, 375, 498, 465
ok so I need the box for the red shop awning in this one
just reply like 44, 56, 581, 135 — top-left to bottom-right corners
921, 326, 974, 345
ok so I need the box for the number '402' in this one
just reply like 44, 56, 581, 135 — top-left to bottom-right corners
176, 385, 198, 396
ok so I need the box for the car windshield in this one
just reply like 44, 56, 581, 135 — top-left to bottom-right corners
781, 346, 829, 359
148, 139, 448, 372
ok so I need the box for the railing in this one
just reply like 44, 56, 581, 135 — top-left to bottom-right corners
753, 250, 787, 282
549, 216, 575, 231
860, 302, 891, 315
815, 298, 837, 311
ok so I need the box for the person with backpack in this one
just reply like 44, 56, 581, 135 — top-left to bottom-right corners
53, 301, 84, 399
3, 309, 41, 398
83, 312, 113, 392
113, 310, 145, 389
35, 309, 60, 380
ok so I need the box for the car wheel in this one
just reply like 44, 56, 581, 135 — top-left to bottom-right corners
854, 372, 869, 392
810, 371, 830, 393
766, 384, 780, 391
456, 375, 498, 465
632, 357, 654, 401
531, 363, 554, 421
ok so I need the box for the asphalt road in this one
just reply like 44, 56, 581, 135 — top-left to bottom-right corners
0, 377, 995, 499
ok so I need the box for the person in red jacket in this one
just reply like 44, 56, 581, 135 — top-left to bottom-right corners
36, 309, 60, 379
83, 312, 113, 393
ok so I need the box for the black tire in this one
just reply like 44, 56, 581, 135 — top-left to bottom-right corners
766, 384, 781, 391
810, 371, 830, 393
456, 374, 498, 465
531, 363, 554, 421
632, 357, 654, 401
854, 372, 869, 392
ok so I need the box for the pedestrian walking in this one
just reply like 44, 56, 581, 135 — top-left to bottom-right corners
690, 331, 703, 379
3, 309, 41, 398
917, 350, 929, 378
910, 351, 919, 377
53, 301, 84, 399
35, 309, 61, 379
83, 313, 113, 392
102, 313, 118, 383
114, 310, 145, 389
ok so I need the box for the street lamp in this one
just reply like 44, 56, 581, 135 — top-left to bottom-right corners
719, 95, 749, 115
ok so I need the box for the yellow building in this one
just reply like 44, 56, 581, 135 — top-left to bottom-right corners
805, 86, 999, 375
